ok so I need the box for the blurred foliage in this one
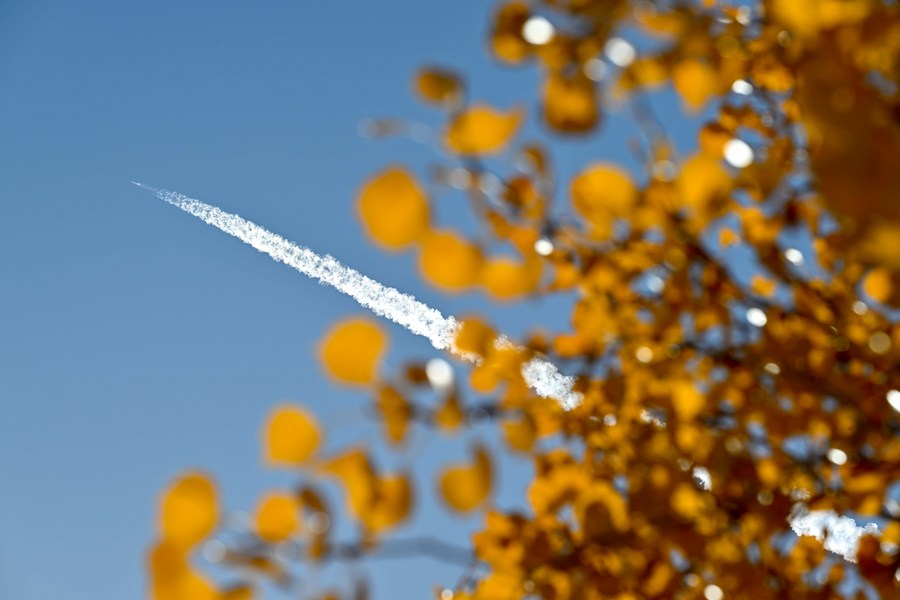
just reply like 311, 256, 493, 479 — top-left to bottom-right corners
149, 0, 900, 598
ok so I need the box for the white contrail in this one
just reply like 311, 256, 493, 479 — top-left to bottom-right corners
789, 506, 880, 562
135, 183, 582, 409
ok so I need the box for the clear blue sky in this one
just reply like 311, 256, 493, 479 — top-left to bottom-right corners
0, 2, 691, 598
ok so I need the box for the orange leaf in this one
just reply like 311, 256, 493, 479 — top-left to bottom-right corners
481, 255, 542, 301
542, 71, 598, 133
414, 66, 463, 106
676, 154, 730, 211
502, 413, 536, 453
255, 492, 300, 542
158, 472, 218, 549
571, 163, 638, 217
670, 482, 707, 520
319, 317, 387, 385
454, 317, 497, 357
672, 60, 718, 111
264, 404, 321, 466
364, 473, 413, 532
445, 104, 523, 156
672, 381, 705, 420
357, 167, 430, 250
149, 540, 219, 600
863, 268, 892, 304
439, 445, 493, 512
418, 230, 483, 291
375, 385, 411, 446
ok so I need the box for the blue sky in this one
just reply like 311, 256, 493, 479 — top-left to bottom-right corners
0, 2, 692, 598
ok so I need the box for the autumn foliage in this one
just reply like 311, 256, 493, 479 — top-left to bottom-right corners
149, 1, 900, 598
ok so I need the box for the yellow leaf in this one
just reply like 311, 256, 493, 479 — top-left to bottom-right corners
439, 445, 492, 512
542, 71, 598, 133
264, 405, 322, 466
670, 482, 706, 520
571, 163, 638, 221
254, 492, 300, 542
454, 317, 497, 357
357, 167, 430, 250
863, 268, 893, 304
375, 385, 411, 446
672, 60, 718, 111
149, 540, 219, 600
319, 317, 387, 385
418, 230, 483, 291
676, 154, 730, 211
623, 56, 670, 90
770, 0, 821, 37
445, 104, 523, 156
220, 586, 255, 600
364, 473, 413, 532
481, 255, 542, 301
672, 381, 705, 420
159, 472, 218, 549
857, 222, 900, 270
502, 413, 536, 453
434, 392, 464, 433
643, 562, 674, 597
718, 227, 740, 247
751, 275, 776, 298
319, 448, 378, 524
414, 66, 463, 106
490, 2, 531, 64
698, 122, 732, 157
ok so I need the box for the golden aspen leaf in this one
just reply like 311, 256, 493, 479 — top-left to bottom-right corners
624, 56, 669, 89
771, 0, 822, 37
698, 122, 732, 156
857, 222, 900, 269
375, 385, 410, 446
439, 445, 493, 513
502, 413, 536, 453
454, 317, 496, 357
264, 404, 322, 466
319, 317, 387, 385
676, 154, 730, 211
414, 66, 463, 106
159, 472, 218, 549
434, 393, 464, 433
149, 541, 219, 600
319, 448, 371, 486
672, 381, 705, 420
718, 227, 740, 247
863, 268, 892, 303
643, 562, 675, 597
481, 256, 542, 301
490, 2, 531, 64
751, 274, 777, 298
364, 473, 413, 532
148, 540, 188, 594
670, 482, 706, 520
418, 230, 483, 291
756, 458, 780, 488
357, 167, 430, 250
672, 60, 718, 111
220, 586, 255, 600
542, 71, 598, 133
571, 163, 638, 220
254, 492, 300, 542
445, 104, 523, 156
574, 482, 630, 536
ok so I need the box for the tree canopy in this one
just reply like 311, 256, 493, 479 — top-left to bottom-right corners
148, 1, 900, 598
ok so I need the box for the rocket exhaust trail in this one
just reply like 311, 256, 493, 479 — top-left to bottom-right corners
136, 184, 582, 410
